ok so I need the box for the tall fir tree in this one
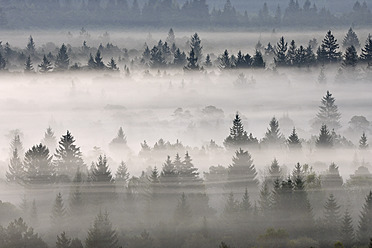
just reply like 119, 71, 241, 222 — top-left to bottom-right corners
358, 191, 372, 246
41, 126, 57, 152
24, 143, 54, 184
190, 33, 203, 64
361, 34, 372, 65
224, 113, 257, 148
85, 211, 119, 248
287, 127, 302, 150
24, 56, 34, 72
26, 35, 36, 55
316, 124, 333, 149
38, 55, 53, 73
51, 192, 66, 225
342, 45, 358, 69
323, 194, 341, 244
312, 90, 341, 131
55, 44, 69, 70
174, 192, 192, 223
275, 36, 288, 66
6, 148, 24, 183
224, 191, 239, 215
56, 231, 71, 248
262, 117, 285, 147
359, 132, 368, 149
54, 130, 85, 182
115, 161, 130, 185
185, 48, 199, 70
339, 209, 355, 248
240, 188, 252, 214
69, 166, 84, 216
342, 27, 360, 49
321, 30, 341, 63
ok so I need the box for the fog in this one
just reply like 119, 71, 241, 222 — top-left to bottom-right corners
0, 29, 372, 248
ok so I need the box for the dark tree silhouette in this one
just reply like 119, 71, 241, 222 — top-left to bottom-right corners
316, 124, 333, 149
85, 211, 119, 248
312, 91, 341, 131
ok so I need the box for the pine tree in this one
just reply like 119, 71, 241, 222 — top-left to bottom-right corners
190, 33, 203, 63
115, 161, 130, 185
175, 192, 192, 223
258, 182, 271, 217
94, 50, 105, 69
240, 188, 252, 213
55, 44, 69, 70
343, 27, 360, 49
110, 127, 127, 145
224, 113, 257, 148
54, 130, 85, 182
252, 50, 265, 68
91, 155, 114, 183
24, 143, 54, 184
312, 91, 341, 131
185, 48, 199, 70
268, 158, 282, 183
85, 211, 119, 248
219, 49, 230, 69
321, 30, 341, 63
339, 209, 355, 248
178, 152, 201, 187
227, 148, 258, 192
41, 126, 57, 151
323, 194, 341, 233
38, 55, 53, 73
316, 124, 333, 148
24, 55, 34, 72
359, 132, 368, 149
262, 117, 285, 146
358, 191, 372, 246
275, 36, 288, 66
287, 127, 302, 150
56, 231, 71, 248
6, 148, 24, 183
287, 40, 297, 65
51, 192, 66, 225
150, 46, 166, 68
26, 35, 35, 55
361, 34, 372, 65
224, 191, 239, 215
342, 45, 358, 68
107, 57, 118, 70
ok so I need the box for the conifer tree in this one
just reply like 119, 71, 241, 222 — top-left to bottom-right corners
219, 49, 231, 69
175, 192, 192, 223
252, 50, 265, 68
178, 152, 201, 187
224, 191, 239, 215
107, 57, 118, 70
55, 44, 69, 70
205, 54, 212, 67
166, 28, 175, 45
10, 133, 24, 156
322, 163, 343, 188
30, 199, 38, 225
56, 231, 71, 248
361, 34, 372, 65
227, 148, 258, 192
321, 30, 341, 63
312, 91, 341, 131
339, 209, 355, 248
41, 126, 57, 151
240, 188, 252, 213
91, 155, 114, 183
24, 55, 34, 72
358, 191, 372, 246
85, 211, 119, 248
359, 132, 368, 149
54, 130, 85, 181
94, 50, 105, 69
24, 143, 54, 184
185, 48, 199, 70
38, 55, 53, 73
323, 194, 341, 234
268, 158, 282, 183
262, 117, 285, 146
174, 48, 186, 66
26, 35, 36, 55
150, 46, 166, 68
342, 45, 358, 68
287, 40, 297, 65
0, 52, 6, 70
275, 36, 288, 66
110, 127, 127, 145
115, 161, 130, 185
224, 113, 257, 148
51, 192, 66, 225
316, 124, 333, 148
190, 33, 203, 63
287, 127, 302, 150
258, 182, 271, 217
318, 65, 327, 84
343, 27, 360, 49
69, 166, 84, 215
6, 148, 24, 183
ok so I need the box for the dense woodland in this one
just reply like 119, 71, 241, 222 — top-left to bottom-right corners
1, 28, 372, 82
0, 87, 371, 248
0, 0, 372, 28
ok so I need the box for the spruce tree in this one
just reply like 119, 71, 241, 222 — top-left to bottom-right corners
115, 161, 130, 185
6, 148, 24, 183
252, 50, 265, 68
318, 65, 327, 84
268, 158, 282, 183
0, 51, 6, 70
190, 33, 203, 63
185, 48, 199, 70
342, 45, 358, 69
361, 34, 372, 65
85, 211, 119, 248
224, 191, 239, 215
287, 127, 302, 150
55, 44, 69, 70
358, 191, 372, 246
54, 130, 85, 182
287, 40, 297, 65
316, 124, 333, 148
275, 36, 288, 66
227, 148, 258, 193
10, 133, 24, 156
178, 152, 201, 187
321, 30, 341, 63
51, 192, 66, 225
174, 48, 186, 67
69, 166, 84, 216
107, 57, 118, 70
262, 117, 285, 146
205, 54, 212, 67
38, 55, 53, 73
312, 91, 341, 131
26, 35, 35, 55
56, 231, 71, 248
150, 46, 166, 68
41, 126, 57, 151
24, 55, 34, 72
339, 209, 355, 248
91, 155, 114, 183
258, 182, 271, 217
343, 27, 360, 49
24, 143, 54, 184
359, 132, 368, 149
323, 194, 341, 233
94, 50, 105, 69
224, 113, 257, 148
175, 192, 192, 223
240, 188, 252, 213
110, 127, 127, 147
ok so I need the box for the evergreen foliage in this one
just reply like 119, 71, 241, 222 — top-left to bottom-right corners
312, 91, 341, 131
85, 211, 119, 248
224, 113, 257, 148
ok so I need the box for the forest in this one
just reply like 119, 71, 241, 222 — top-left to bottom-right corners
0, 5, 372, 247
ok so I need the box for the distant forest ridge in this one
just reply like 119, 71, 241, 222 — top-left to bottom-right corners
0, 0, 371, 28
